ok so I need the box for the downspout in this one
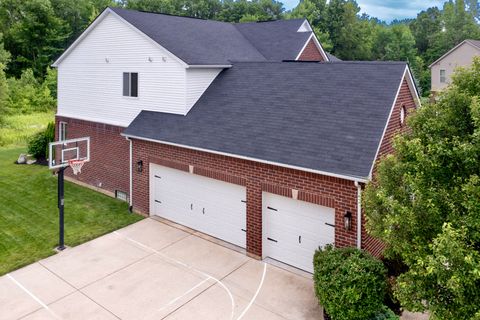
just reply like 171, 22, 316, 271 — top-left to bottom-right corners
127, 137, 133, 212
354, 181, 362, 249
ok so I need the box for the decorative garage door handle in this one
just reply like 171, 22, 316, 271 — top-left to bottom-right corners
241, 200, 247, 203
190, 203, 193, 210
155, 200, 162, 204
298, 235, 301, 243
241, 228, 246, 232
202, 208, 205, 214
154, 175, 162, 179
325, 223, 335, 227
267, 206, 278, 211
267, 237, 278, 243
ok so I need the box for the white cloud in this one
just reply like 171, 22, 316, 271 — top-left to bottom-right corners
283, 0, 446, 21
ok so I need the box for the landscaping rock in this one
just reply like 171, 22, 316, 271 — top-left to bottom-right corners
16, 154, 27, 164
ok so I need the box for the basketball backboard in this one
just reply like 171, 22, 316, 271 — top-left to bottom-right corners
48, 137, 90, 170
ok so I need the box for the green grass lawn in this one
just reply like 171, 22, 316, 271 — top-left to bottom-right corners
0, 147, 143, 275
0, 112, 55, 147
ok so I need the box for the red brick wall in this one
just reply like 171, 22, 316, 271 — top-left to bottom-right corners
132, 141, 359, 258
298, 38, 325, 62
362, 78, 417, 256
55, 116, 130, 197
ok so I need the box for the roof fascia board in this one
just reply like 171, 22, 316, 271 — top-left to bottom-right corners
297, 19, 312, 32
121, 132, 368, 183
405, 65, 422, 108
187, 64, 232, 68
53, 8, 189, 68
368, 66, 409, 179
52, 8, 111, 67
428, 40, 476, 68
295, 31, 330, 62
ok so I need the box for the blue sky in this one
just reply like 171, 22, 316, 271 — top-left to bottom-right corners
282, 0, 446, 21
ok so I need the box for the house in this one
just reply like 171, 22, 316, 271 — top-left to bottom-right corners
52, 7, 420, 273
429, 39, 480, 92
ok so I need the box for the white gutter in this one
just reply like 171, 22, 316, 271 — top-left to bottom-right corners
354, 181, 362, 249
127, 137, 133, 212
187, 64, 232, 68
121, 133, 369, 183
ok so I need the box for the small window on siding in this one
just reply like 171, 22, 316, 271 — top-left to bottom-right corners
123, 72, 138, 97
59, 122, 67, 141
440, 69, 446, 83
400, 105, 406, 125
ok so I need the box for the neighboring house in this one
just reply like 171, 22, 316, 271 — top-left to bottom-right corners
430, 39, 480, 92
52, 7, 420, 273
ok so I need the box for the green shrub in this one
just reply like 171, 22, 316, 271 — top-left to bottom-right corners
372, 306, 399, 320
6, 69, 56, 115
313, 245, 387, 320
27, 122, 55, 159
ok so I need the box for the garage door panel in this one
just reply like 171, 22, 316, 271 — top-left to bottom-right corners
263, 192, 335, 273
150, 164, 246, 248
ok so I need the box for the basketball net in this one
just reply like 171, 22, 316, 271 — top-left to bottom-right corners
68, 159, 86, 175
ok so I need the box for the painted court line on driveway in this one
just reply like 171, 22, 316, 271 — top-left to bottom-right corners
113, 231, 236, 320
236, 262, 267, 320
7, 273, 61, 320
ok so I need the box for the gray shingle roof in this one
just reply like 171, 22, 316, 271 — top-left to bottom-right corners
123, 61, 407, 179
111, 7, 265, 65
234, 19, 311, 61
111, 7, 330, 65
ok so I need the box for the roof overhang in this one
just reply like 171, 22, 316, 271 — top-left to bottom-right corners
367, 65, 421, 179
122, 132, 369, 184
187, 64, 232, 69
428, 40, 480, 68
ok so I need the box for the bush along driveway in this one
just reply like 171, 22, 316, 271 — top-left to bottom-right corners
0, 147, 143, 275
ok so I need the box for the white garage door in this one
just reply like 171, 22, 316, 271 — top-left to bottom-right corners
263, 193, 335, 273
150, 164, 247, 248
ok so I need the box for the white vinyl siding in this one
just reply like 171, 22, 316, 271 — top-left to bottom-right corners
57, 13, 187, 127
185, 68, 222, 113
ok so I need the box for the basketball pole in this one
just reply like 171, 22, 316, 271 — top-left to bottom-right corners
57, 166, 66, 251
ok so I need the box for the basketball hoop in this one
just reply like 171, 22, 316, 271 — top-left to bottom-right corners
68, 159, 86, 175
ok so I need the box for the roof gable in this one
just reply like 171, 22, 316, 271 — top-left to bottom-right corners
234, 19, 311, 61
123, 61, 410, 180
429, 39, 480, 68
54, 7, 332, 67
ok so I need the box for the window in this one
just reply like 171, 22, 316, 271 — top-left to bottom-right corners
440, 69, 446, 83
59, 122, 67, 141
123, 72, 138, 97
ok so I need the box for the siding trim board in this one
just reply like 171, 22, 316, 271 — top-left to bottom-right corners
295, 33, 329, 62
368, 66, 419, 179
122, 133, 369, 183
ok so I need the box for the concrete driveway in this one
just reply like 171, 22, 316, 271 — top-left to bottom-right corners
0, 218, 322, 320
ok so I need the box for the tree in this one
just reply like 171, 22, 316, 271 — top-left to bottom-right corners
288, 0, 332, 51
323, 0, 375, 60
0, 34, 10, 121
0, 0, 70, 78
364, 58, 480, 319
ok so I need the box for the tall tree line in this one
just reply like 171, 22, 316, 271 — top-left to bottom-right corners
0, 0, 479, 97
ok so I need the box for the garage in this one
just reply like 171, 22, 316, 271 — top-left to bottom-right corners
263, 193, 335, 273
150, 164, 247, 248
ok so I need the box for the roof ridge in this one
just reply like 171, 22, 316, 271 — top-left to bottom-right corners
227, 60, 407, 65
110, 6, 229, 24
